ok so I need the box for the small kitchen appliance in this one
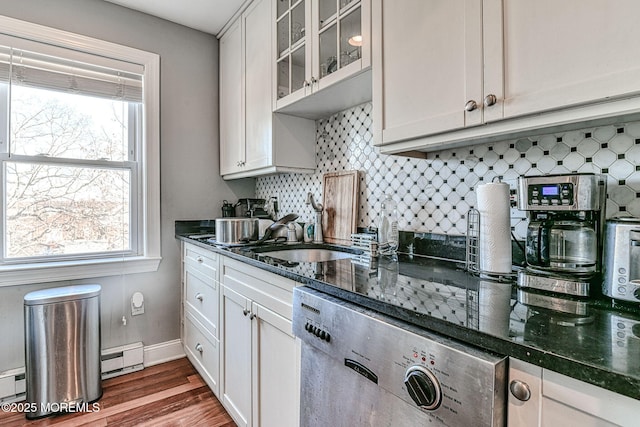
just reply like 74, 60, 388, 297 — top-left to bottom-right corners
221, 200, 237, 217
236, 198, 270, 218
517, 173, 606, 297
602, 216, 640, 303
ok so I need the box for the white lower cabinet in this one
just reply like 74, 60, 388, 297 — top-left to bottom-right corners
508, 358, 640, 426
182, 243, 220, 396
221, 256, 300, 427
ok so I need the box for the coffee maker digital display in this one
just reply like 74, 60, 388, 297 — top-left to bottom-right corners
542, 185, 559, 196
517, 173, 606, 297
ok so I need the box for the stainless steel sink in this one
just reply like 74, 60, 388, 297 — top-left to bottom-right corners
257, 248, 356, 263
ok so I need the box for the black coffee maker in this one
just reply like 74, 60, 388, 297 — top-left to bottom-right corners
516, 173, 606, 297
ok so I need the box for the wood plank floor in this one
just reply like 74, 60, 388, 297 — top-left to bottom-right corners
0, 357, 236, 427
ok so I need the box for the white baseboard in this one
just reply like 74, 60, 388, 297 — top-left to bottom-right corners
143, 339, 185, 367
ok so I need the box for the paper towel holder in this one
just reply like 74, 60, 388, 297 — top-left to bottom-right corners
466, 207, 516, 282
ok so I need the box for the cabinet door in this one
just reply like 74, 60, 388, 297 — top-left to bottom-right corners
275, 0, 312, 108
540, 398, 617, 427
496, 0, 640, 120
221, 286, 252, 427
312, 0, 370, 92
252, 302, 300, 427
374, 0, 483, 146
220, 18, 244, 176
243, 0, 272, 171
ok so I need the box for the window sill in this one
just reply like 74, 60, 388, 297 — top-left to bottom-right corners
0, 256, 162, 287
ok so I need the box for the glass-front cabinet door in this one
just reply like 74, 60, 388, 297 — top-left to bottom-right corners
275, 0, 311, 105
274, 0, 370, 111
316, 0, 362, 83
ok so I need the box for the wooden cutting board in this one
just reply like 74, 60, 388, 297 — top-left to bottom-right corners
322, 170, 359, 245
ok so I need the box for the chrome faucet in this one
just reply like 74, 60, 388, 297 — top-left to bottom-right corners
306, 192, 323, 244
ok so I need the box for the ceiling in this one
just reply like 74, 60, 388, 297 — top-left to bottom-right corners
103, 0, 247, 35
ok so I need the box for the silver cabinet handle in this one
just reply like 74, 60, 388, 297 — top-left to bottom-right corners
195, 293, 204, 302
465, 100, 478, 112
484, 94, 497, 107
243, 309, 250, 316
311, 76, 318, 84
249, 313, 256, 320
196, 256, 203, 263
195, 343, 203, 353
509, 380, 531, 402
303, 80, 309, 87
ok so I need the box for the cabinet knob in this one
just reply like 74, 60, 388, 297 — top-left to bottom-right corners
196, 256, 203, 263
311, 76, 318, 84
465, 100, 478, 112
195, 293, 204, 302
195, 343, 203, 353
243, 309, 250, 316
249, 313, 256, 320
484, 94, 497, 107
509, 380, 531, 402
303, 80, 309, 87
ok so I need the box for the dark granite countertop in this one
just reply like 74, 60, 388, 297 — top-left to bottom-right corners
176, 221, 640, 400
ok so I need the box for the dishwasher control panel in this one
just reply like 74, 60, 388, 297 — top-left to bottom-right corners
293, 287, 507, 427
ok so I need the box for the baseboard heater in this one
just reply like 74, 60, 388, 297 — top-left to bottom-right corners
0, 341, 144, 403
100, 341, 144, 379
0, 367, 25, 404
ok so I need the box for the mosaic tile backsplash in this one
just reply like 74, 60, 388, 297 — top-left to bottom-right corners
256, 102, 640, 241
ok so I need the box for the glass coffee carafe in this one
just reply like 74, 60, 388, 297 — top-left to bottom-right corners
548, 220, 597, 272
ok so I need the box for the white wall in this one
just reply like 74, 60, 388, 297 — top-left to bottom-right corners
0, 0, 255, 371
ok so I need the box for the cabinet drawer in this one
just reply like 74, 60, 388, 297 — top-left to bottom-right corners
222, 257, 295, 321
184, 243, 218, 278
184, 311, 219, 397
185, 267, 218, 338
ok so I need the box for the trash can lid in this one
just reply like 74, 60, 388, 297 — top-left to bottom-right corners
24, 284, 101, 305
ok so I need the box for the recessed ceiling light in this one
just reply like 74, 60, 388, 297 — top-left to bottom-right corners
348, 35, 363, 47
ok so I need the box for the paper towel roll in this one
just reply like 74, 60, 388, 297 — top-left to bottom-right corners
476, 182, 512, 274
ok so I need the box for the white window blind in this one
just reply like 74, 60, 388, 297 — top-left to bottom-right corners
0, 35, 144, 103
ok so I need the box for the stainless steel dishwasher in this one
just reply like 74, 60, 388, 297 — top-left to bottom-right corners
292, 286, 507, 427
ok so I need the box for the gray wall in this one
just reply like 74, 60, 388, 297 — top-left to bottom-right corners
0, 0, 254, 371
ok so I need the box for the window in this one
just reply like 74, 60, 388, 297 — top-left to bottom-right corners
0, 16, 160, 285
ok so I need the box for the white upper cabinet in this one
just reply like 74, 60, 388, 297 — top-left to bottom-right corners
373, 0, 483, 146
274, 0, 372, 119
496, 0, 640, 121
373, 0, 640, 155
219, 19, 243, 177
219, 0, 316, 180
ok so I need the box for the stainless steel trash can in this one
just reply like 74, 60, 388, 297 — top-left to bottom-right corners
24, 284, 102, 419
